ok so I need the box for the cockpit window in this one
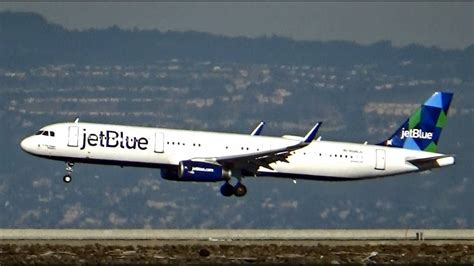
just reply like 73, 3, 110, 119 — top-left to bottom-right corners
35, 130, 55, 137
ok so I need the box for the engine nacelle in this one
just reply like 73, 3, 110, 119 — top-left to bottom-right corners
178, 160, 231, 182
160, 167, 180, 180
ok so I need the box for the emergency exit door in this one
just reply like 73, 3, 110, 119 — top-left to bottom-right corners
375, 149, 386, 170
154, 132, 164, 153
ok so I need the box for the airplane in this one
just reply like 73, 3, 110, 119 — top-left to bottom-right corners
20, 91, 455, 197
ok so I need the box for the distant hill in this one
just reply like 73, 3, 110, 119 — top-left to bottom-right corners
0, 11, 472, 78
0, 11, 472, 229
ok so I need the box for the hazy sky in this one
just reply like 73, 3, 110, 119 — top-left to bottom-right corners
1, 2, 473, 49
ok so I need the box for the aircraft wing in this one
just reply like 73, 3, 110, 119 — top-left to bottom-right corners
196, 122, 322, 174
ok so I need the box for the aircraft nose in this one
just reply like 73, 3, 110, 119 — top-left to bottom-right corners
20, 136, 35, 153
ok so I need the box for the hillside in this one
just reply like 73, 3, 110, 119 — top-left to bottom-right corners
0, 12, 472, 229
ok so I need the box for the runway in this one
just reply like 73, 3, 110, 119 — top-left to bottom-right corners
2, 229, 474, 264
1, 229, 474, 241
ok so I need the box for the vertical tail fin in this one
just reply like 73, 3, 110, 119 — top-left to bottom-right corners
378, 91, 453, 152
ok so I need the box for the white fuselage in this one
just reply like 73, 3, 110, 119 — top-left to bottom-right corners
20, 122, 454, 181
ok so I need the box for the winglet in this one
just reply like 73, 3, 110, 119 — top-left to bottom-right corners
250, 121, 265, 136
303, 122, 322, 143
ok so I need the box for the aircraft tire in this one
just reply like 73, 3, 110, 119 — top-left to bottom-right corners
220, 182, 234, 197
234, 183, 247, 197
63, 175, 72, 183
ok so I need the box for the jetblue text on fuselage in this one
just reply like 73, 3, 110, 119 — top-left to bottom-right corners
80, 129, 148, 150
400, 128, 433, 140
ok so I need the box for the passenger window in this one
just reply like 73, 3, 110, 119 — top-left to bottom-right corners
42, 131, 49, 136
50, 131, 55, 137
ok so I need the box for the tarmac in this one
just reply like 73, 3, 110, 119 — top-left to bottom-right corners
1, 229, 474, 264
1, 229, 474, 241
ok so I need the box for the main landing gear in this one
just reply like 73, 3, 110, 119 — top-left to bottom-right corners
220, 182, 247, 197
63, 162, 74, 183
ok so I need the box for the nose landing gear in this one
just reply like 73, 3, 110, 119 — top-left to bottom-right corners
63, 175, 72, 183
63, 162, 74, 183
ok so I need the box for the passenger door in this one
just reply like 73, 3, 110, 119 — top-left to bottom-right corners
68, 126, 79, 147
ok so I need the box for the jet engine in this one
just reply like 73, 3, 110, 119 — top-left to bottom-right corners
160, 167, 180, 180
177, 160, 231, 182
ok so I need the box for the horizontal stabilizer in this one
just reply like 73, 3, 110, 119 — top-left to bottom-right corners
407, 155, 455, 170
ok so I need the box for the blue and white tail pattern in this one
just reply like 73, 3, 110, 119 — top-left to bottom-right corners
378, 91, 453, 152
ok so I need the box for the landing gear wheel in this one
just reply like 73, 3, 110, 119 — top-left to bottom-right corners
65, 162, 74, 172
220, 182, 234, 197
64, 161, 74, 184
233, 183, 247, 197
63, 175, 72, 183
